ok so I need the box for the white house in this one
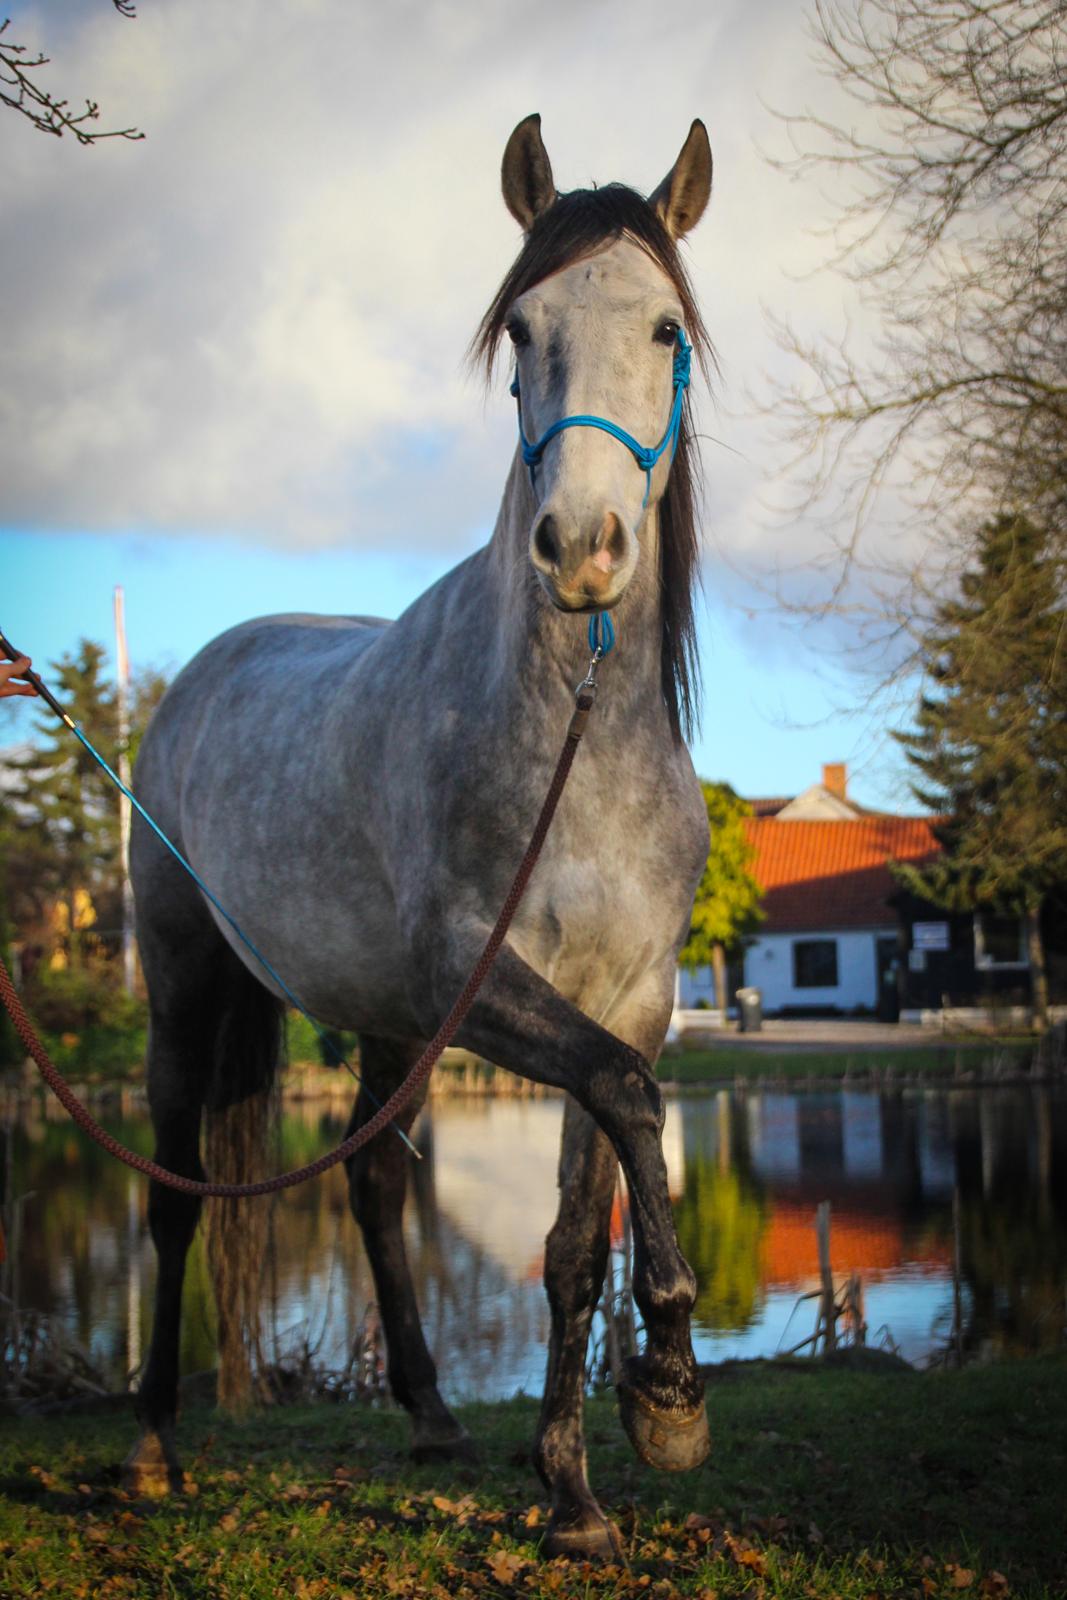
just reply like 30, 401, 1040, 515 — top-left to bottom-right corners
678, 765, 940, 1020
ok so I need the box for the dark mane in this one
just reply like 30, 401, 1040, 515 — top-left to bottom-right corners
472, 183, 710, 744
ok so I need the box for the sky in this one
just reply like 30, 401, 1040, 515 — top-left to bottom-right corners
0, 0, 921, 809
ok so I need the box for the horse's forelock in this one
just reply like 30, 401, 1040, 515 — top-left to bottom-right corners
471, 184, 710, 378
472, 182, 707, 745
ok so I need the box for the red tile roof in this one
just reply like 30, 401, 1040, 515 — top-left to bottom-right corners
743, 816, 941, 932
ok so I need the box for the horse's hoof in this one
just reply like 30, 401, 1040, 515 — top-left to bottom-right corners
411, 1425, 479, 1466
617, 1382, 710, 1472
122, 1429, 185, 1497
542, 1510, 625, 1564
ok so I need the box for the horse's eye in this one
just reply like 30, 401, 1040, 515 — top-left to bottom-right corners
506, 318, 530, 348
654, 319, 680, 345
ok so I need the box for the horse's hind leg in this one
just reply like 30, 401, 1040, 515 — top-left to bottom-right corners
123, 975, 213, 1494
125, 852, 282, 1494
535, 1098, 623, 1562
345, 1035, 473, 1462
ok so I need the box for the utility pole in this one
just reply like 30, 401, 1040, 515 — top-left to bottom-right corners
114, 586, 136, 996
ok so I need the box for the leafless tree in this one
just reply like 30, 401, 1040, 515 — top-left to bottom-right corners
1, 1, 142, 145
764, 0, 1067, 611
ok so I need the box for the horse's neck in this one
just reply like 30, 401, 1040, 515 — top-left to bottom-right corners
484, 452, 667, 734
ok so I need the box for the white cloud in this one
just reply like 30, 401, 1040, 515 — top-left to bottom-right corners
1, 0, 916, 617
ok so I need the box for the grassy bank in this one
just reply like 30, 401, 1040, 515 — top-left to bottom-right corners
2, 1356, 1065, 1598
657, 1041, 1037, 1086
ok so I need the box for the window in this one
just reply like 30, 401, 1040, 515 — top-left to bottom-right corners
973, 913, 1028, 970
793, 939, 839, 989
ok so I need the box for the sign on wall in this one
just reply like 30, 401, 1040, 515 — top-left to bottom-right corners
912, 921, 950, 952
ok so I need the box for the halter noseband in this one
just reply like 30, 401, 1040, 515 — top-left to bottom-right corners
510, 329, 692, 508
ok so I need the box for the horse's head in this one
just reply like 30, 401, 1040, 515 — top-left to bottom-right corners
486, 115, 712, 617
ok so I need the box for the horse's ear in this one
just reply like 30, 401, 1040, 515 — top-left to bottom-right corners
649, 120, 712, 239
502, 113, 557, 232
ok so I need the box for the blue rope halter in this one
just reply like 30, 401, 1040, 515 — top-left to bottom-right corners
510, 328, 692, 509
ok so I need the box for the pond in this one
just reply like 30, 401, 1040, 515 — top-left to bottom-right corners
3, 1083, 1066, 1401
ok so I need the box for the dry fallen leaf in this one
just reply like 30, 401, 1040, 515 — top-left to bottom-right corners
433, 1493, 477, 1521
487, 1548, 529, 1584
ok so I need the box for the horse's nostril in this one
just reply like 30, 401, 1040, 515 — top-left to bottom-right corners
533, 513, 561, 570
596, 512, 627, 566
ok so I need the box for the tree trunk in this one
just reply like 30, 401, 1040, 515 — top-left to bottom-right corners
1026, 902, 1049, 1033
711, 942, 729, 1016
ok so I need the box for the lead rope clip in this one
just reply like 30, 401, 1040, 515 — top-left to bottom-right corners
576, 646, 603, 702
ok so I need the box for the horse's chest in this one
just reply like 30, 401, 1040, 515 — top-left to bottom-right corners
508, 850, 677, 1018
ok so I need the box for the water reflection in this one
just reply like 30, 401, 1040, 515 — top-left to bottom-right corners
3, 1084, 1065, 1400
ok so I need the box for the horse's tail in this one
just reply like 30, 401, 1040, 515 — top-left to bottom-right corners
203, 952, 285, 1415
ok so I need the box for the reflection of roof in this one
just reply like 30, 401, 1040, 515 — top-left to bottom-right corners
744, 816, 940, 932
760, 1201, 951, 1287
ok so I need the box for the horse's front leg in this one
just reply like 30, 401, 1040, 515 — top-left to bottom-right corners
414, 937, 708, 1478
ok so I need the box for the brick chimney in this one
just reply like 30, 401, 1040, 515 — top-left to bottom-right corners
822, 762, 848, 801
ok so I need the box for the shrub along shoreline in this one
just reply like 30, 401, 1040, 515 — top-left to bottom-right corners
1, 1355, 1065, 1599
4, 1035, 1059, 1111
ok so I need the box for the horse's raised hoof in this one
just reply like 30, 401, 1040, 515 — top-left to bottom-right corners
542, 1508, 625, 1564
122, 1427, 185, 1498
617, 1381, 710, 1473
410, 1423, 479, 1466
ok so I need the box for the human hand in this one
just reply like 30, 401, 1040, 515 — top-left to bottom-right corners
0, 656, 38, 699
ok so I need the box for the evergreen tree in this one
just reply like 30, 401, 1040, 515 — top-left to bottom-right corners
1, 641, 168, 968
893, 515, 1067, 1028
6, 641, 120, 965
679, 782, 764, 1011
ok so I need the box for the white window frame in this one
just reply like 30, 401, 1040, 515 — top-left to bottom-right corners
973, 912, 1029, 971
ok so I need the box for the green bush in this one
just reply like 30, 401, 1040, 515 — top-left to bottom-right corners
42, 1019, 148, 1080
284, 1011, 358, 1069
25, 957, 145, 1035
11, 956, 149, 1081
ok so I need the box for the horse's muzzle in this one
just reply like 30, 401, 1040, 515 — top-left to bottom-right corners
530, 507, 636, 610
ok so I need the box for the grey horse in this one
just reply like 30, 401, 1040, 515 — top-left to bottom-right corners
126, 113, 714, 1561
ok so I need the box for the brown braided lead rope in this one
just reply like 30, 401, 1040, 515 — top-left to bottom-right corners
0, 683, 598, 1199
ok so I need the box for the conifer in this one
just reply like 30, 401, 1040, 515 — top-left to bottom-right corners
894, 515, 1067, 1027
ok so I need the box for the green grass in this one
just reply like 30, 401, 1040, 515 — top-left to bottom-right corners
658, 1042, 1036, 1085
2, 1357, 1065, 1598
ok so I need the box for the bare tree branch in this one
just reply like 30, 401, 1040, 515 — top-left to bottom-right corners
761, 0, 1067, 615
0, 4, 143, 146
